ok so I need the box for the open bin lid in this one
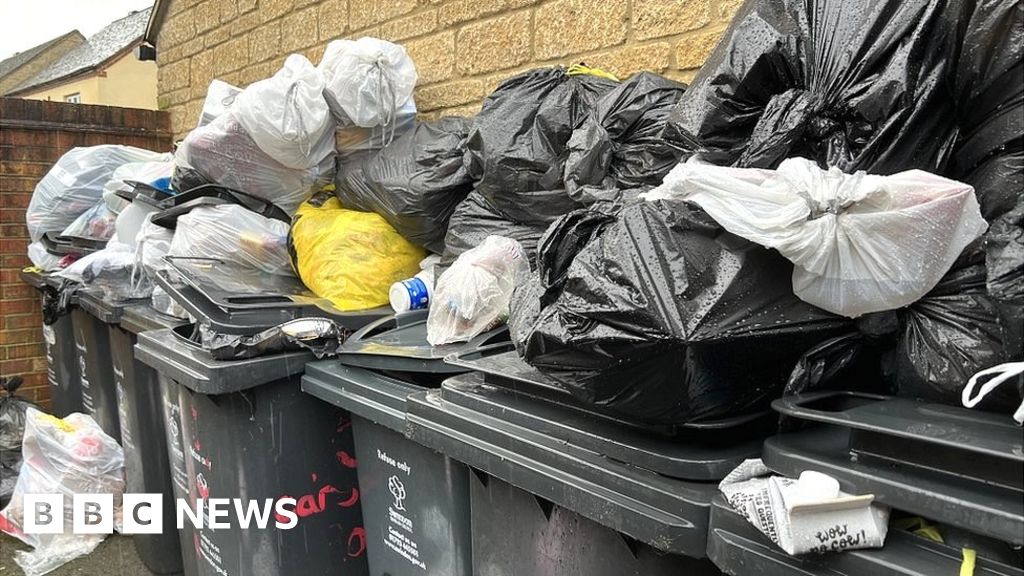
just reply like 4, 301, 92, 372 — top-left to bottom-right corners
337, 310, 510, 373
156, 258, 390, 334
135, 326, 314, 394
76, 289, 144, 325
707, 496, 1023, 576
763, 392, 1024, 546
149, 184, 291, 229
405, 374, 720, 559
40, 231, 78, 256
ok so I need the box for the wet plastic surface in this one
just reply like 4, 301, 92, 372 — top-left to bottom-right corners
765, 392, 1024, 545
707, 496, 1024, 576
405, 374, 720, 558
136, 327, 368, 576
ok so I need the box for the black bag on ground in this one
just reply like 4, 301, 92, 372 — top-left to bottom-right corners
565, 72, 687, 204
509, 199, 850, 426
948, 0, 1024, 221
335, 117, 475, 253
662, 0, 964, 175
466, 67, 618, 225
1, 376, 41, 504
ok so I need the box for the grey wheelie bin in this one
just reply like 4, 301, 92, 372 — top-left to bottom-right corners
110, 303, 187, 574
20, 269, 83, 417
301, 311, 508, 576
404, 344, 775, 575
73, 289, 127, 442
134, 261, 388, 576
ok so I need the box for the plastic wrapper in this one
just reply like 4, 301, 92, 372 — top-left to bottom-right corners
0, 409, 124, 576
336, 117, 475, 253
888, 252, 1021, 410
27, 145, 168, 242
510, 200, 851, 425
441, 191, 548, 268
662, 0, 964, 175
466, 67, 619, 225
427, 236, 529, 346
173, 111, 334, 216
319, 37, 417, 129
197, 79, 242, 128
233, 54, 334, 171
169, 204, 293, 276
947, 0, 1023, 222
289, 197, 425, 310
565, 72, 687, 204
200, 317, 350, 360
59, 200, 117, 242
643, 157, 989, 317
100, 159, 174, 214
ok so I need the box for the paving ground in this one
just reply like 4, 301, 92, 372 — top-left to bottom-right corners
0, 533, 150, 575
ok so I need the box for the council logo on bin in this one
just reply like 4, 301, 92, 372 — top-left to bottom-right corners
388, 476, 406, 511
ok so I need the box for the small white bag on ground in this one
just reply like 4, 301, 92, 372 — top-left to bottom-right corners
719, 459, 889, 555
642, 157, 989, 317
0, 409, 125, 576
169, 204, 293, 276
427, 236, 529, 345
233, 54, 334, 171
27, 145, 168, 242
319, 38, 417, 129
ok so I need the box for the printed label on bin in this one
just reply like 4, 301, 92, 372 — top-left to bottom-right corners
115, 372, 133, 452
77, 342, 94, 414
378, 449, 426, 570
162, 396, 189, 494
44, 326, 58, 390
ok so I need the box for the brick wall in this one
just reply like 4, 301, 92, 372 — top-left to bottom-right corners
155, 0, 742, 139
0, 97, 171, 406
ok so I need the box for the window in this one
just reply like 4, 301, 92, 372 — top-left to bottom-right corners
64, 93, 81, 103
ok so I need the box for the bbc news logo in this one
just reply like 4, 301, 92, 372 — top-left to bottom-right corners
23, 494, 299, 534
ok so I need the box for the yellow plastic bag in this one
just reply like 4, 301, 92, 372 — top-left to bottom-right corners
290, 197, 426, 311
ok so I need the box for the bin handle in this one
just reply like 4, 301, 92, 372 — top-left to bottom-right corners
771, 391, 891, 425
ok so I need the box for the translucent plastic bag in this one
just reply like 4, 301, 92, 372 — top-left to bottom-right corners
642, 157, 989, 317
54, 242, 151, 302
174, 111, 334, 216
101, 159, 174, 214
60, 200, 117, 242
197, 79, 242, 128
289, 197, 425, 310
319, 37, 417, 129
335, 100, 416, 157
170, 204, 293, 276
0, 409, 124, 576
233, 54, 334, 171
27, 242, 62, 271
427, 236, 529, 345
27, 145, 168, 242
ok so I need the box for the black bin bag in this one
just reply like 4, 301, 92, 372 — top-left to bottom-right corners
509, 199, 851, 426
466, 67, 618, 225
662, 0, 964, 175
441, 191, 549, 268
985, 198, 1024, 366
949, 0, 1024, 221
564, 72, 687, 204
335, 117, 476, 253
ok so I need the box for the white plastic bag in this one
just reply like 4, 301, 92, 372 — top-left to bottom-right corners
27, 145, 168, 242
197, 79, 242, 128
169, 204, 293, 276
0, 409, 125, 576
319, 37, 417, 129
233, 54, 334, 170
427, 236, 529, 345
27, 242, 62, 271
60, 200, 117, 241
642, 157, 989, 317
101, 159, 174, 214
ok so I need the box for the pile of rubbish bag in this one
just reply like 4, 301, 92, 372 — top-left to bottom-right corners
20, 2, 1022, 433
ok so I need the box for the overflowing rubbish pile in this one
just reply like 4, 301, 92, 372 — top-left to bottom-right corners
7, 0, 1023, 573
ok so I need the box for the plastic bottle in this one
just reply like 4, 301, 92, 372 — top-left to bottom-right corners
389, 255, 441, 313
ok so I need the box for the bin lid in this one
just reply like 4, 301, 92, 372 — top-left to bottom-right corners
303, 362, 419, 433
40, 231, 77, 256
135, 326, 313, 394
764, 392, 1024, 546
156, 260, 389, 334
447, 343, 775, 439
77, 289, 146, 325
150, 184, 291, 228
336, 310, 510, 374
20, 269, 45, 289
121, 303, 187, 334
405, 375, 719, 558
707, 496, 1022, 576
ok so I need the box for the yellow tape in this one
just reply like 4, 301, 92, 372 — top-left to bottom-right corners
36, 412, 74, 433
960, 548, 976, 576
566, 64, 620, 82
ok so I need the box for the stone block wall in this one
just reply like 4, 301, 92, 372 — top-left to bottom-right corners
155, 0, 742, 139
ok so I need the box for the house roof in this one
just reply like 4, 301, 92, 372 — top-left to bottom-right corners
0, 31, 85, 83
7, 8, 152, 96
